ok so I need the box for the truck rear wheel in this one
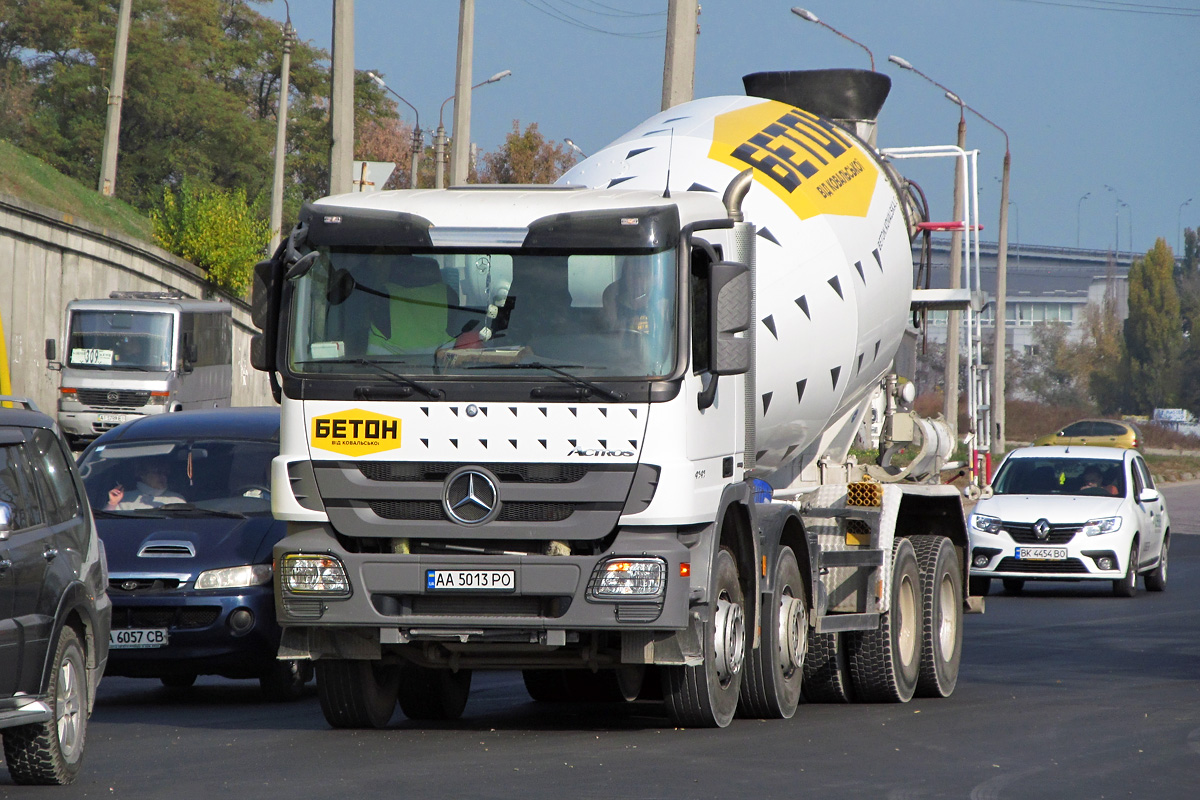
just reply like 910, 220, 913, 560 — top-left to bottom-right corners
846, 537, 921, 703
911, 535, 962, 698
662, 547, 745, 728
739, 546, 806, 719
315, 659, 400, 729
801, 630, 853, 703
397, 664, 471, 720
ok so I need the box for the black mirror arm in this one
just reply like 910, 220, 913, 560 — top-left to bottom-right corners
697, 372, 719, 411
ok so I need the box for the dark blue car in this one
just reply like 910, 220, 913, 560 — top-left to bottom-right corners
77, 407, 310, 700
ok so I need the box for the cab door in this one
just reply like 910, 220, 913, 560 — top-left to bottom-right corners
0, 430, 49, 696
1131, 455, 1167, 564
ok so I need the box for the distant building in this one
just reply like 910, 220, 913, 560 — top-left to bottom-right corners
917, 239, 1130, 355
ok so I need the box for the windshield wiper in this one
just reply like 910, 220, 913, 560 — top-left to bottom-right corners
468, 361, 626, 402
297, 358, 444, 399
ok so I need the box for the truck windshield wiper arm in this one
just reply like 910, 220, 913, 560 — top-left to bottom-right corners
468, 361, 626, 402
295, 358, 444, 399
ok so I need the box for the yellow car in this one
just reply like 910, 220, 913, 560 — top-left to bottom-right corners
1032, 418, 1143, 450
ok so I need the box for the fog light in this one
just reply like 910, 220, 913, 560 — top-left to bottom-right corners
228, 608, 255, 635
1097, 556, 1115, 570
588, 558, 666, 600
973, 554, 991, 568
280, 554, 351, 596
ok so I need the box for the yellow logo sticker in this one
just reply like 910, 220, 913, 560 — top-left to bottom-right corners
709, 100, 878, 220
310, 408, 402, 456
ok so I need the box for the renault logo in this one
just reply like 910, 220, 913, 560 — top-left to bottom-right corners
443, 467, 500, 525
1034, 518, 1051, 541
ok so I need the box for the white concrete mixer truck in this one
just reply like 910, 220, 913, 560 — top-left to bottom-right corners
250, 69, 972, 729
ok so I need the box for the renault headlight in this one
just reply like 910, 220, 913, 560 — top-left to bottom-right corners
970, 513, 1003, 534
195, 564, 273, 590
1082, 516, 1122, 537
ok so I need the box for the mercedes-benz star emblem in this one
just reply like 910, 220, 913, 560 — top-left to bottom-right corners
443, 467, 500, 525
1033, 518, 1051, 541
107, 391, 120, 403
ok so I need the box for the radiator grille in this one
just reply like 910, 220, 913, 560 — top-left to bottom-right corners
1002, 522, 1082, 545
994, 557, 1089, 574
111, 606, 221, 629
369, 500, 575, 522
109, 577, 184, 593
355, 461, 590, 484
75, 389, 150, 408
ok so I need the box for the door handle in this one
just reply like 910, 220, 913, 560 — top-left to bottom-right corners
43, 547, 58, 562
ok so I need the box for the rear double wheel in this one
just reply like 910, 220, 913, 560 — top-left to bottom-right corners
910, 535, 963, 698
740, 546, 806, 718
315, 659, 401, 729
662, 547, 745, 727
846, 537, 921, 703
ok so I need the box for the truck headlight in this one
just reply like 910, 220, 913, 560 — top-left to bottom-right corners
145, 391, 171, 406
969, 513, 1002, 534
1082, 516, 1122, 536
195, 564, 273, 590
279, 554, 351, 596
588, 557, 666, 600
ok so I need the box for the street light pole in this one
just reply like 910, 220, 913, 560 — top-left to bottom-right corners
564, 138, 587, 160
97, 0, 132, 196
449, 0, 475, 186
436, 71, 511, 189
367, 71, 422, 189
268, 12, 297, 254
1103, 184, 1121, 259
662, 0, 698, 110
889, 55, 965, 444
328, 0, 355, 195
1077, 192, 1089, 249
791, 8, 875, 70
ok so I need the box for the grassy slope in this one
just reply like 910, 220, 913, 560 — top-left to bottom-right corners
0, 139, 153, 241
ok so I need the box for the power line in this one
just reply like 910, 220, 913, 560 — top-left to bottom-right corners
1002, 0, 1200, 16
520, 0, 666, 37
566, 0, 667, 16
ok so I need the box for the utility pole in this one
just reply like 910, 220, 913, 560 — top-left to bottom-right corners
97, 0, 132, 197
328, 0, 355, 195
449, 0, 475, 186
269, 15, 297, 254
661, 0, 698, 111
993, 149, 1010, 458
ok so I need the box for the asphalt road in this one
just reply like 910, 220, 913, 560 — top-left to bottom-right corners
4, 483, 1198, 798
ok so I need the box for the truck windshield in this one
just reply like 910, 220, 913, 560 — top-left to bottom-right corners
287, 248, 677, 380
67, 311, 173, 371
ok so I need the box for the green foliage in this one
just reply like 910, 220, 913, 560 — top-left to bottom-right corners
1016, 322, 1087, 406
1123, 238, 1183, 412
151, 180, 268, 296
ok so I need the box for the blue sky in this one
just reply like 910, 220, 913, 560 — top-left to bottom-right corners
259, 0, 1200, 256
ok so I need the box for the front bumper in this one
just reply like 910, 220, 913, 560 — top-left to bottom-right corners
105, 585, 281, 679
969, 528, 1130, 582
274, 524, 693, 637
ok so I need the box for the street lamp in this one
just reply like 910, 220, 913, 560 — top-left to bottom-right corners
367, 71, 422, 189
1179, 198, 1193, 255
564, 138, 587, 160
1103, 184, 1122, 257
435, 69, 511, 188
268, 5, 298, 254
889, 54, 968, 446
1077, 192, 1090, 249
791, 8, 875, 70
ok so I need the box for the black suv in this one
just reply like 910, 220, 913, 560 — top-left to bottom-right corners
0, 397, 110, 784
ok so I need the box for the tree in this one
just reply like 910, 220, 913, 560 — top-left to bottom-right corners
1183, 227, 1199, 277
475, 121, 576, 185
1123, 238, 1184, 413
152, 180, 268, 296
1015, 322, 1090, 407
1082, 268, 1128, 414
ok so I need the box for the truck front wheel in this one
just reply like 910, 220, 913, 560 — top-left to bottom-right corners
397, 664, 471, 720
739, 546, 806, 719
662, 547, 745, 728
315, 659, 400, 729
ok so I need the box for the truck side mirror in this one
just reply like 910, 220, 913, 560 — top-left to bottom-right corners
251, 253, 286, 375
709, 260, 752, 376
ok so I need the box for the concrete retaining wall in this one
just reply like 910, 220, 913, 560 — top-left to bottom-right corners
0, 193, 274, 415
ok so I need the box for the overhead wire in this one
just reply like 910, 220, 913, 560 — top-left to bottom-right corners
1002, 0, 1200, 15
519, 0, 666, 38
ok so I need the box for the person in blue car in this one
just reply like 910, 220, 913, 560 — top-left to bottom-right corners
105, 458, 185, 509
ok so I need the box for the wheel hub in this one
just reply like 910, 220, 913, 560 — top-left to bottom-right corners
714, 595, 745, 685
777, 594, 807, 674
937, 573, 957, 658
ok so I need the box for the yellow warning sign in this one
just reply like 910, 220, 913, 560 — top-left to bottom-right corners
310, 408, 402, 457
709, 100, 878, 220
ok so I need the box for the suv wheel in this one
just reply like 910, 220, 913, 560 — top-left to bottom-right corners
2, 626, 88, 785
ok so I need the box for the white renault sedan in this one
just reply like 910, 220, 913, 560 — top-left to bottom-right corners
968, 446, 1170, 597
